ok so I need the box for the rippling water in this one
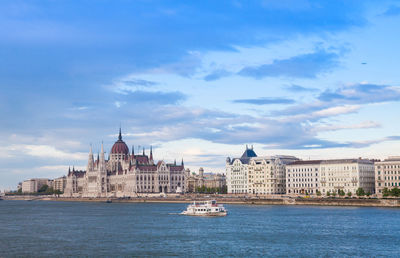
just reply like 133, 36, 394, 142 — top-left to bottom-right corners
1, 200, 400, 257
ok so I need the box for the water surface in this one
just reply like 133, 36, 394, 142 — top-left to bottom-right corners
1, 200, 400, 257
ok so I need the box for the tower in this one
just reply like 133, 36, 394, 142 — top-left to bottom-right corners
87, 145, 94, 172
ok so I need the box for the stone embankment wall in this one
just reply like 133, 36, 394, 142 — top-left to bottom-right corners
4, 195, 400, 207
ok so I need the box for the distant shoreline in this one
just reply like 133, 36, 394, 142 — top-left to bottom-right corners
4, 195, 400, 207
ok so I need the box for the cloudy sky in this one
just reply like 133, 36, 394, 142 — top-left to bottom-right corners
1, 0, 400, 190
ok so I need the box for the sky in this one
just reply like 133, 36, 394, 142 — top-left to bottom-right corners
1, 0, 400, 190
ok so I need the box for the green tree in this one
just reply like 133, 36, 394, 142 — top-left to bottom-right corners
356, 187, 365, 197
38, 184, 49, 193
347, 192, 352, 197
332, 192, 337, 197
316, 191, 322, 196
327, 191, 331, 197
339, 190, 345, 196
383, 187, 390, 197
391, 187, 400, 197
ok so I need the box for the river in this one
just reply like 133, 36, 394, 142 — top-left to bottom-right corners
1, 200, 399, 257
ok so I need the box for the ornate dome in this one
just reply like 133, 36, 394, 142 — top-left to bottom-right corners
110, 129, 129, 155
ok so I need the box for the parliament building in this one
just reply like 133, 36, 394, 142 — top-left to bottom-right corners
64, 129, 186, 197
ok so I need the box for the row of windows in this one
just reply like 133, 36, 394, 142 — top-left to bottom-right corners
136, 175, 183, 181
288, 189, 315, 194
287, 173, 318, 177
377, 170, 400, 175
377, 165, 400, 169
288, 178, 317, 182
288, 183, 318, 188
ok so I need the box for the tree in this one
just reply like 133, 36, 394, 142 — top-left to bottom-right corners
327, 191, 331, 197
332, 192, 337, 197
356, 187, 365, 197
383, 187, 390, 197
391, 187, 400, 197
347, 192, 352, 197
221, 186, 227, 194
38, 184, 49, 193
54, 189, 63, 195
316, 191, 322, 196
339, 190, 345, 196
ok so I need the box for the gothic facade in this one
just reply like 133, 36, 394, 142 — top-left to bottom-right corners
64, 129, 186, 197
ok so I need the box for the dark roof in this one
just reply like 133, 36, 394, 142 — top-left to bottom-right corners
241, 148, 257, 159
168, 165, 185, 172
70, 171, 86, 178
111, 140, 129, 155
135, 155, 149, 164
136, 165, 158, 172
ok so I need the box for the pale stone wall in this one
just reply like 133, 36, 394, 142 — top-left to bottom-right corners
287, 159, 374, 196
286, 163, 320, 195
375, 157, 400, 197
226, 159, 248, 194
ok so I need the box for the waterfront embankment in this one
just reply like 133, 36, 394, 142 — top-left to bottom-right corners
4, 195, 400, 207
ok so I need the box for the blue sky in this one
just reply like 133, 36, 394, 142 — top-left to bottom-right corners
1, 0, 400, 190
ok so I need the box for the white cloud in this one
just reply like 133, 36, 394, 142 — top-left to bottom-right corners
312, 105, 360, 117
314, 121, 380, 132
0, 144, 87, 160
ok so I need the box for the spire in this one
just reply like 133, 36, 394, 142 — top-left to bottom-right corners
72, 166, 75, 172
174, 159, 176, 165
100, 141, 106, 172
100, 142, 105, 161
150, 146, 153, 160
132, 145, 135, 156
118, 127, 122, 141
143, 147, 145, 155
68, 166, 71, 173
181, 158, 184, 166
87, 145, 94, 171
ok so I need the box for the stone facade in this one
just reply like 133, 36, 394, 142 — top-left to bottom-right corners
64, 129, 186, 197
375, 156, 400, 197
226, 146, 298, 194
286, 159, 375, 196
226, 146, 256, 194
186, 168, 226, 192
248, 156, 299, 195
53, 176, 66, 192
21, 178, 51, 193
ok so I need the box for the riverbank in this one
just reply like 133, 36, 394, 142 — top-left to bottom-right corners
4, 195, 400, 207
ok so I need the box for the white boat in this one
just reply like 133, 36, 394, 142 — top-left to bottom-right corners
181, 200, 227, 216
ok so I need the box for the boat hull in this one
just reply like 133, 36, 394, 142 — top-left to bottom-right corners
181, 211, 227, 217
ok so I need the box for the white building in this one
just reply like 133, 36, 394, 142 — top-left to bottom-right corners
226, 146, 257, 194
64, 129, 186, 197
53, 176, 67, 192
286, 159, 375, 196
375, 156, 400, 197
226, 146, 298, 194
286, 160, 322, 195
248, 155, 299, 195
21, 178, 51, 193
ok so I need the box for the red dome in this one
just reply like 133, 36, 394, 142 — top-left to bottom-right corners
111, 140, 129, 155
110, 128, 129, 155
